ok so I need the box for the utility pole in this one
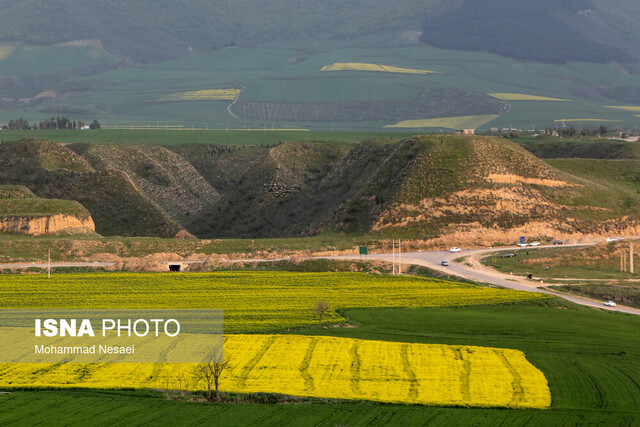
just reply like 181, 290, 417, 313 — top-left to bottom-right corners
621, 248, 624, 272
631, 242, 634, 274
48, 249, 51, 279
398, 239, 402, 276
392, 240, 396, 275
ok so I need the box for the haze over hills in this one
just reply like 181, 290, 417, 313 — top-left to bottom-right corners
0, 0, 441, 63
421, 0, 639, 64
2, 0, 640, 130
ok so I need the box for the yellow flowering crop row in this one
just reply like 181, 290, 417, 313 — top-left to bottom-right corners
162, 89, 241, 101
321, 62, 436, 74
489, 93, 568, 101
386, 115, 499, 129
0, 335, 550, 408
0, 272, 549, 333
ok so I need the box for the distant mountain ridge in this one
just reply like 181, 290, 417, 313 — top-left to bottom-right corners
0, 0, 440, 63
420, 0, 637, 64
1, 0, 639, 65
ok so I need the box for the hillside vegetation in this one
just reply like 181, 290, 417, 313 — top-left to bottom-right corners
0, 184, 89, 218
1, 135, 639, 241
0, 140, 181, 237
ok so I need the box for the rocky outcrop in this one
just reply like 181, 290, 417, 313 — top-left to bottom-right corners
0, 214, 95, 235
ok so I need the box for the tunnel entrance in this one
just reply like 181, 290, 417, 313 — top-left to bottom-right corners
168, 264, 181, 272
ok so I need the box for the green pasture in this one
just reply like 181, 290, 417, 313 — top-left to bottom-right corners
1, 298, 639, 425
4, 34, 640, 130
0, 129, 413, 146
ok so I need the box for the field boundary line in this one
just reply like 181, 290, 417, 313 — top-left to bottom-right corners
227, 85, 245, 119
350, 341, 362, 395
299, 337, 318, 392
494, 349, 525, 406
400, 344, 419, 400
237, 335, 276, 388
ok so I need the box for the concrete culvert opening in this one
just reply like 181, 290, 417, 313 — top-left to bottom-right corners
168, 264, 181, 272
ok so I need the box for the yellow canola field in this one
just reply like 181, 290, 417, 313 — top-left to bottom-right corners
321, 63, 436, 74
0, 272, 549, 333
489, 93, 568, 101
0, 335, 551, 409
385, 115, 499, 130
163, 89, 241, 101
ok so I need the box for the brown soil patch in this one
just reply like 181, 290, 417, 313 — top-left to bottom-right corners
486, 174, 575, 187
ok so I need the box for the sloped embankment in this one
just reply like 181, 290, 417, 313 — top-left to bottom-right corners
1, 136, 638, 241
0, 140, 181, 237
0, 185, 95, 235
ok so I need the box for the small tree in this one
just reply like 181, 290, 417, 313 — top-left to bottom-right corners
194, 348, 229, 401
89, 119, 101, 130
313, 301, 330, 326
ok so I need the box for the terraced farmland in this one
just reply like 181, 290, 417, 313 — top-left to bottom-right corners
231, 89, 508, 123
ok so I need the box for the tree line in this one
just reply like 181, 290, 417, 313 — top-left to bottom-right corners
2, 117, 101, 130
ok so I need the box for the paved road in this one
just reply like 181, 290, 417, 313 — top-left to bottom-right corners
324, 244, 640, 316
0, 262, 115, 269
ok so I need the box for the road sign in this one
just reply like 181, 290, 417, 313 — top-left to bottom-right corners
519, 236, 526, 245
359, 246, 368, 255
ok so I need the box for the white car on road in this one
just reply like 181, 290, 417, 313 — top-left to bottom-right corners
604, 300, 617, 307
606, 237, 621, 243
529, 242, 541, 246
449, 247, 461, 253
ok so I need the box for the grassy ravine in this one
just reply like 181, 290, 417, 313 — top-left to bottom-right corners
1, 299, 639, 425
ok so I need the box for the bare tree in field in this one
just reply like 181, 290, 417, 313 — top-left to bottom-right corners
313, 301, 330, 326
194, 348, 229, 401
